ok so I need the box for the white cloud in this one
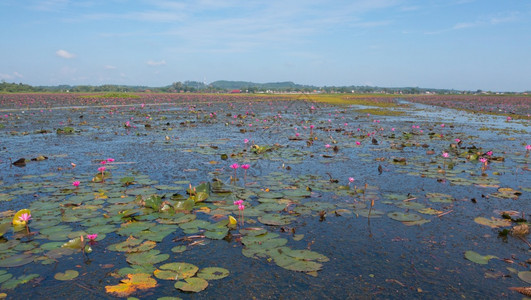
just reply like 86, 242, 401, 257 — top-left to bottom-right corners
104, 65, 117, 69
147, 60, 166, 66
0, 72, 23, 80
56, 49, 75, 59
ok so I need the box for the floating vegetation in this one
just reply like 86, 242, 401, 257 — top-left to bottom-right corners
0, 93, 529, 298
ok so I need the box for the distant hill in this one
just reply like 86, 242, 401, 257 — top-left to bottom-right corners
209, 80, 314, 91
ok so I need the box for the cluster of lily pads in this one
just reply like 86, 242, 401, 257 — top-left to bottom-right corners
0, 93, 529, 298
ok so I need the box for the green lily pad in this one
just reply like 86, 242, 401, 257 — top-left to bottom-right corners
387, 212, 423, 222
117, 265, 156, 277
197, 267, 230, 280
464, 250, 498, 265
0, 253, 34, 267
117, 221, 155, 236
54, 270, 79, 281
126, 250, 169, 266
0, 272, 13, 284
0, 222, 10, 237
174, 277, 208, 292
258, 214, 295, 226
62, 237, 84, 250
155, 262, 199, 280
1, 274, 39, 290
426, 193, 454, 203
108, 237, 157, 253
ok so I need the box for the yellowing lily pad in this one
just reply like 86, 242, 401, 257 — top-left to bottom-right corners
105, 273, 157, 297
518, 271, 531, 284
464, 250, 498, 265
174, 277, 208, 293
54, 270, 79, 281
474, 217, 511, 228
12, 209, 31, 226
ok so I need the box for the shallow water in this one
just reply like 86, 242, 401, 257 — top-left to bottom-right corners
0, 95, 530, 299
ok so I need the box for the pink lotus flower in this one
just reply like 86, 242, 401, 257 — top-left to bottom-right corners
100, 160, 107, 165
310, 125, 314, 129
349, 177, 354, 183
391, 128, 395, 131
526, 145, 531, 151
86, 234, 98, 241
441, 124, 445, 127
98, 166, 106, 172
455, 138, 461, 143
442, 152, 449, 158
230, 163, 239, 170
241, 164, 250, 170
18, 213, 31, 223
238, 204, 245, 211
479, 157, 487, 164
244, 139, 249, 144
72, 181, 80, 187
106, 158, 115, 162
355, 141, 361, 145
486, 151, 492, 157
325, 144, 331, 148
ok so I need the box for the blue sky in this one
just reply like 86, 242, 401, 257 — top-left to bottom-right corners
1, 0, 530, 91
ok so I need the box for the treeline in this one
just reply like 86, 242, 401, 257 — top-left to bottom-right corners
1, 80, 524, 94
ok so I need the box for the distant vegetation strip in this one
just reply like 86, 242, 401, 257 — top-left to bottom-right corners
79, 93, 140, 99
3, 80, 526, 94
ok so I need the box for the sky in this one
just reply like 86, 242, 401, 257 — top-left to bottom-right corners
0, 0, 530, 92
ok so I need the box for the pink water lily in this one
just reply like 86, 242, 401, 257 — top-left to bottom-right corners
18, 213, 31, 223
230, 163, 239, 169
106, 158, 115, 162
98, 166, 106, 172
442, 152, 449, 158
72, 181, 80, 187
526, 144, 531, 151
349, 177, 354, 183
241, 164, 250, 170
86, 234, 98, 241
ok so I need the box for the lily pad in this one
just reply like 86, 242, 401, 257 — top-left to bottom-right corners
0, 223, 10, 237
1, 274, 39, 290
105, 273, 157, 297
0, 253, 34, 267
197, 267, 230, 280
154, 262, 199, 280
174, 277, 208, 293
474, 217, 511, 228
126, 250, 169, 266
518, 271, 531, 284
387, 212, 423, 222
464, 250, 498, 265
54, 270, 79, 281
12, 209, 31, 226
258, 214, 295, 226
